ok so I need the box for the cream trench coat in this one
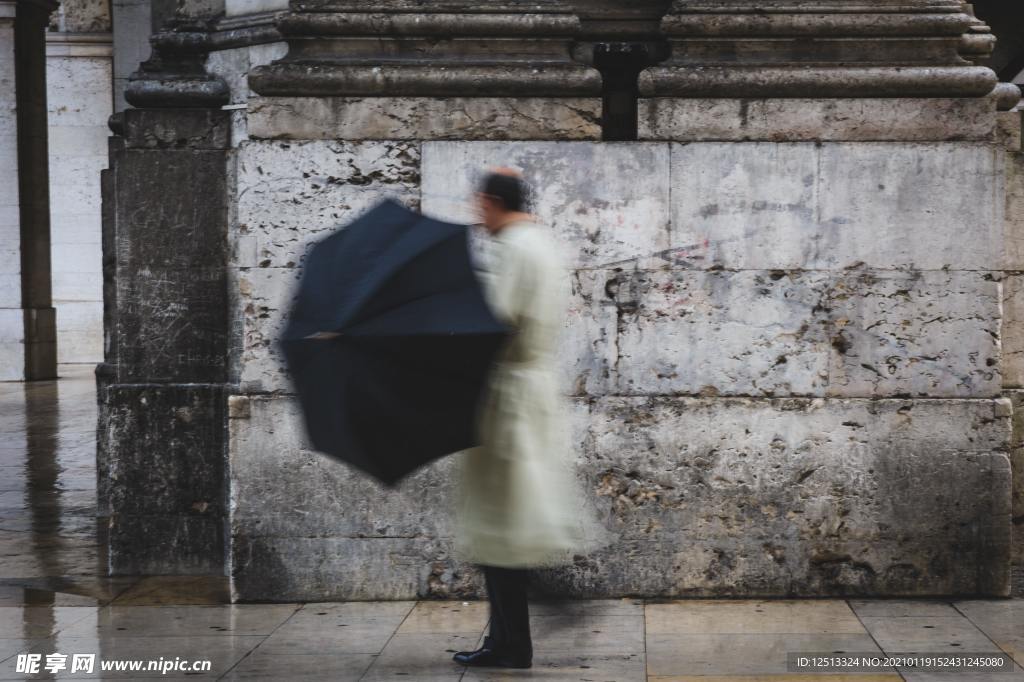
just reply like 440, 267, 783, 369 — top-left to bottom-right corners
455, 219, 599, 568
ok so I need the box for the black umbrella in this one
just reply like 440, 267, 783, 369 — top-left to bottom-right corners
280, 198, 509, 487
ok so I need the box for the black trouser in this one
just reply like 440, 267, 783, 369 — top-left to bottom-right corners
482, 565, 532, 658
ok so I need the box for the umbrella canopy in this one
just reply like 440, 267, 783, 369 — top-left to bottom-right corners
280, 198, 510, 486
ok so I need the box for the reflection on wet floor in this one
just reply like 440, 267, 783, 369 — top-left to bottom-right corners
0, 367, 231, 612
0, 370, 1022, 680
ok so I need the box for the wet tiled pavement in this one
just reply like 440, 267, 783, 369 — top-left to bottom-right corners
0, 370, 1022, 680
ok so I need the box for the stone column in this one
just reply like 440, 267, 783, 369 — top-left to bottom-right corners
47, 0, 115, 368
0, 0, 22, 379
99, 28, 232, 574
1, 0, 59, 381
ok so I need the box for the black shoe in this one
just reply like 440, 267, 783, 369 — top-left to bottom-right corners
452, 638, 532, 669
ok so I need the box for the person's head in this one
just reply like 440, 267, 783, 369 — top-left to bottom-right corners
476, 168, 529, 234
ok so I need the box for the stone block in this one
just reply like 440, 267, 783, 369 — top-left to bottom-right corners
421, 141, 671, 269
611, 268, 832, 397
48, 155, 105, 229
569, 396, 1012, 597
236, 267, 299, 392
115, 150, 228, 270
113, 144, 229, 383
229, 396, 458, 540
1007, 389, 1024, 565
45, 54, 112, 127
640, 98, 997, 142
121, 108, 231, 150
53, 300, 102, 364
103, 385, 227, 516
227, 393, 1011, 599
103, 384, 227, 575
1005, 151, 1024, 271
816, 143, 1002, 271
233, 140, 421, 270
116, 266, 228, 383
108, 513, 225, 576
826, 270, 1001, 398
997, 111, 1023, 152
50, 0, 111, 32
206, 43, 288, 146
229, 395, 476, 601
671, 142, 1002, 270
0, 307, 25, 381
238, 267, 614, 394
565, 269, 617, 396
247, 97, 602, 141
232, 535, 470, 602
1004, 275, 1024, 389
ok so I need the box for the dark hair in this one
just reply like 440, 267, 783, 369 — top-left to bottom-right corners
480, 172, 526, 212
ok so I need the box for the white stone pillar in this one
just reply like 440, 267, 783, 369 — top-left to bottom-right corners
46, 32, 112, 367
0, 0, 23, 379
1, 0, 58, 381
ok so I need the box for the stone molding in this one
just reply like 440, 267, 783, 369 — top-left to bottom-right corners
125, 23, 230, 108
248, 5, 601, 98
45, 31, 113, 57
642, 0, 999, 99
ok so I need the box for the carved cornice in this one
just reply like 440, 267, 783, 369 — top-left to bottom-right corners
248, 4, 601, 97
641, 0, 999, 98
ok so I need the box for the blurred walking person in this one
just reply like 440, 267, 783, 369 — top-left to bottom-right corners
452, 169, 601, 669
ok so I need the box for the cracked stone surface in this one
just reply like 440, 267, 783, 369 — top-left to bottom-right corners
248, 97, 602, 141
229, 139, 1015, 599
232, 140, 421, 392
229, 394, 1011, 599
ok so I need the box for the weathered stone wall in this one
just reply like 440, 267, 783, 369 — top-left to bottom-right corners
1000, 110, 1024, 568
227, 138, 1013, 600
96, 0, 1017, 598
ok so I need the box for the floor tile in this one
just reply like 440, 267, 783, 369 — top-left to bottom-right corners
646, 632, 885, 677
898, 661, 1024, 682
531, 614, 645, 655
0, 606, 97, 638
361, 632, 479, 680
398, 600, 489, 634
108, 576, 231, 605
297, 600, 416, 622
651, 671, 901, 675
0, 640, 42, 666
258, 616, 399, 655
529, 599, 644, 617
0, 577, 138, 607
220, 652, 376, 680
645, 600, 865, 635
982, 632, 1024, 667
58, 604, 301, 638
848, 600, 960, 618
859, 616, 1000, 654
954, 600, 1024, 628
462, 652, 645, 681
